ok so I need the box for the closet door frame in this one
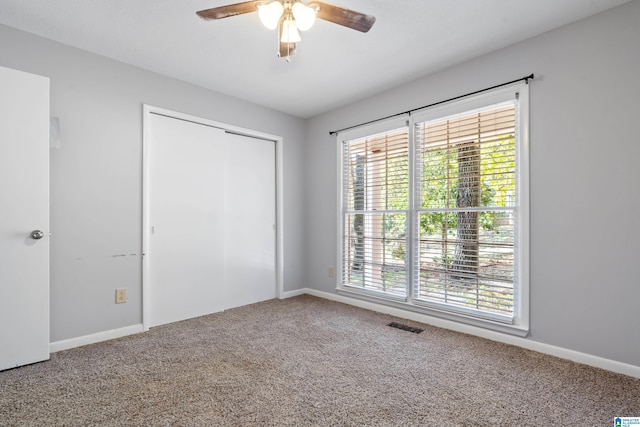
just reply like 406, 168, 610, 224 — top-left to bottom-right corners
141, 105, 284, 331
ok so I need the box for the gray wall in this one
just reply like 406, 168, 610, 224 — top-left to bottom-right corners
304, 0, 640, 367
0, 24, 307, 342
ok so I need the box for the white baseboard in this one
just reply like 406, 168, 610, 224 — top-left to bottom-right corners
280, 289, 307, 299
283, 288, 640, 379
50, 324, 144, 353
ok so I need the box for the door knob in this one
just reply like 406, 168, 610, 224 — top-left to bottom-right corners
30, 230, 45, 240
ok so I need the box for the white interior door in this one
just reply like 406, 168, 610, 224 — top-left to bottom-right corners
0, 66, 50, 371
147, 114, 227, 327
146, 112, 277, 327
224, 133, 276, 309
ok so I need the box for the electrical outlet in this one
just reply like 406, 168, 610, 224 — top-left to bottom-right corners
115, 288, 127, 304
328, 266, 334, 278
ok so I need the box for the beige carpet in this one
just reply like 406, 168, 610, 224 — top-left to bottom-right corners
1, 295, 638, 426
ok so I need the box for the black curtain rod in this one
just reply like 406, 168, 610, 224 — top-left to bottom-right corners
329, 73, 534, 136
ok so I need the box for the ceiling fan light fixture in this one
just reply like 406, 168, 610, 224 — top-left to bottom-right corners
258, 1, 284, 30
196, 1, 375, 61
291, 2, 316, 31
281, 17, 301, 43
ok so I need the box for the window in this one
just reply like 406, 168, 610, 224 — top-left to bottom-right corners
338, 84, 529, 334
342, 126, 409, 298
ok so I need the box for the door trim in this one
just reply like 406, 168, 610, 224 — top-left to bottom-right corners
141, 104, 284, 331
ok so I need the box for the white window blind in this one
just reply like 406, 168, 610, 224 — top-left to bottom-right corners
342, 128, 409, 297
414, 102, 517, 320
338, 83, 529, 333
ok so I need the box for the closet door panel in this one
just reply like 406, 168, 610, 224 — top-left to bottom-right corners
148, 114, 226, 327
224, 133, 276, 309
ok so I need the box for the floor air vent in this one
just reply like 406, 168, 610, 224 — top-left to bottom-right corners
387, 322, 424, 334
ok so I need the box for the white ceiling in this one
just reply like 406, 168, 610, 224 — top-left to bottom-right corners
0, 0, 631, 118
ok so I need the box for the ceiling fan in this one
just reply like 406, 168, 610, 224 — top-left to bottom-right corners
196, 1, 376, 61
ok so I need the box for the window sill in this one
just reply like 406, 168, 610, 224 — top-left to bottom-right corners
336, 286, 529, 338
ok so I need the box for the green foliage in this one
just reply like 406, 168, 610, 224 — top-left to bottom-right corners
420, 136, 515, 235
383, 213, 407, 263
391, 242, 406, 260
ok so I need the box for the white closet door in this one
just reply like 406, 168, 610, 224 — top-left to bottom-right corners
224, 133, 276, 309
0, 66, 50, 370
148, 114, 227, 327
146, 112, 277, 327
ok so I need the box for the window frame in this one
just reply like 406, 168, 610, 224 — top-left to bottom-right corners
336, 83, 529, 336
337, 117, 411, 301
